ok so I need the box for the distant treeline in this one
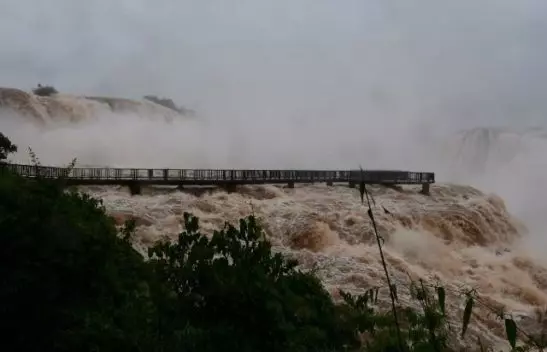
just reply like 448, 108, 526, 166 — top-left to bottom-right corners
143, 95, 195, 116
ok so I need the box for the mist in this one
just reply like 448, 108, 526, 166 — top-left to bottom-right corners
0, 108, 435, 172
2, 0, 547, 126
2, 0, 547, 251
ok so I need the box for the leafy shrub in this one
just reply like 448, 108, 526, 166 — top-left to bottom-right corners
147, 213, 356, 352
0, 134, 156, 351
32, 84, 58, 96
0, 171, 159, 351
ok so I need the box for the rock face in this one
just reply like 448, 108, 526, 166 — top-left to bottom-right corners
0, 87, 192, 124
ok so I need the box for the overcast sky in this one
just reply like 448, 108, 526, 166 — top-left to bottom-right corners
1, 0, 546, 131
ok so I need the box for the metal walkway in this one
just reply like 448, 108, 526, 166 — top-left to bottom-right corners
2, 163, 435, 194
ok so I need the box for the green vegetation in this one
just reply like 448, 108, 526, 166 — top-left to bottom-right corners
0, 132, 544, 351
143, 95, 195, 116
0, 131, 17, 161
32, 84, 59, 97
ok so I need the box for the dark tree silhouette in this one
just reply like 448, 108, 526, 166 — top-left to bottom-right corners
32, 84, 58, 97
0, 132, 17, 161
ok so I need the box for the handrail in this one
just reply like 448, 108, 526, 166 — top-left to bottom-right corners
0, 163, 435, 184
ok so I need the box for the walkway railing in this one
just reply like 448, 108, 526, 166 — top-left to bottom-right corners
1, 163, 435, 185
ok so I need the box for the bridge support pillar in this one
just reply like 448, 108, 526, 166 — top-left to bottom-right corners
176, 183, 184, 191
348, 182, 355, 188
128, 182, 142, 196
326, 181, 333, 186
287, 182, 294, 189
421, 183, 430, 195
224, 184, 237, 193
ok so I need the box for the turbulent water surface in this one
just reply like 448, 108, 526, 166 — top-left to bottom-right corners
1, 89, 547, 350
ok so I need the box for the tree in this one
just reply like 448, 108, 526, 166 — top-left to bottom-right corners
0, 170, 159, 352
147, 213, 357, 352
32, 83, 58, 97
0, 132, 17, 162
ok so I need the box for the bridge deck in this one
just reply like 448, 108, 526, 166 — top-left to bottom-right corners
4, 164, 434, 184
2, 164, 435, 194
